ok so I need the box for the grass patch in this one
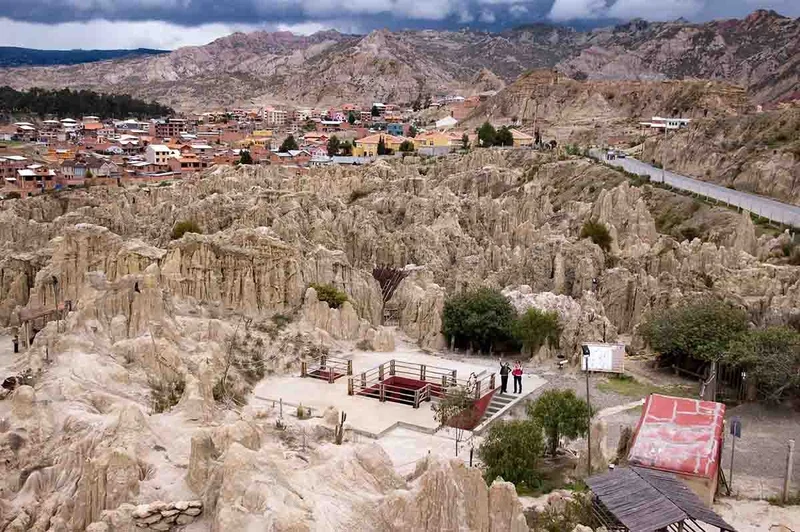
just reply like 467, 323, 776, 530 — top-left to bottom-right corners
597, 374, 693, 399
767, 493, 800, 507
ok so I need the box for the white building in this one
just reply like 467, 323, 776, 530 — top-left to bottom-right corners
264, 108, 288, 126
145, 144, 180, 165
435, 116, 459, 130
640, 117, 692, 130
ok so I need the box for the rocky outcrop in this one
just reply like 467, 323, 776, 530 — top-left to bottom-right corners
131, 500, 203, 530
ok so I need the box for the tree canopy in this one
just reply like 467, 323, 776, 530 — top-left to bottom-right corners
377, 136, 388, 155
724, 327, 800, 403
442, 287, 516, 353
495, 126, 514, 147
327, 135, 341, 156
347, 112, 356, 125
479, 419, 545, 487
513, 308, 561, 357
528, 389, 590, 456
477, 122, 496, 147
580, 221, 612, 252
0, 86, 173, 119
399, 140, 415, 153
371, 105, 381, 117
461, 133, 470, 150
238, 150, 253, 165
639, 299, 748, 366
279, 134, 299, 153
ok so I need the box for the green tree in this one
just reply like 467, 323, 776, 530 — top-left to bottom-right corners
327, 135, 341, 156
309, 283, 348, 309
639, 299, 748, 366
580, 221, 612, 252
171, 220, 202, 240
238, 150, 253, 165
348, 111, 356, 125
495, 126, 514, 147
441, 287, 516, 353
528, 390, 590, 457
340, 140, 353, 156
279, 134, 298, 152
724, 327, 800, 403
433, 381, 480, 455
477, 122, 496, 147
461, 133, 470, 150
399, 140, 415, 154
513, 308, 561, 357
479, 419, 545, 487
408, 124, 417, 138
377, 136, 387, 155
371, 105, 381, 117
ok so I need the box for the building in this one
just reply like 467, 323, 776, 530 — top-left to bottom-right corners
353, 134, 408, 157
627, 394, 725, 505
0, 155, 28, 181
168, 153, 209, 174
145, 144, 180, 165
509, 129, 534, 148
153, 119, 186, 139
435, 116, 459, 129
265, 108, 288, 127
640, 117, 692, 130
413, 131, 461, 156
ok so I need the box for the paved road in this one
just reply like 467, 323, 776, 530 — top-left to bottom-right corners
590, 149, 800, 228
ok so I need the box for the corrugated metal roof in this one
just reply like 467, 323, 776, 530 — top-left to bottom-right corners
586, 466, 735, 532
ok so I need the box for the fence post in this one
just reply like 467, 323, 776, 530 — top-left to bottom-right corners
329, 368, 334, 384
320, 354, 327, 369
420, 364, 426, 382
379, 383, 386, 402
451, 370, 457, 386
347, 360, 353, 376
413, 389, 420, 408
490, 373, 496, 390
361, 372, 366, 389
441, 375, 447, 391
475, 380, 482, 400
784, 439, 795, 503
300, 361, 307, 378
348, 377, 354, 396
379, 364, 385, 381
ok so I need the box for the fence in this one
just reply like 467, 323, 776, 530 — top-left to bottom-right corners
590, 150, 800, 229
300, 354, 352, 383
348, 359, 496, 409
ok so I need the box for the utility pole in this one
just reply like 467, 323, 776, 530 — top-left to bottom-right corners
784, 439, 795, 504
582, 345, 592, 476
662, 126, 667, 184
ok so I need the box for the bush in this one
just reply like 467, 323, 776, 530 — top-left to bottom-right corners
442, 287, 516, 353
399, 140, 415, 153
309, 283, 348, 309
296, 403, 311, 419
580, 221, 612, 252
149, 375, 186, 413
271, 313, 292, 329
479, 419, 545, 488
477, 122, 497, 147
171, 220, 202, 240
4, 192, 20, 200
639, 300, 748, 366
513, 308, 561, 357
348, 188, 372, 203
723, 327, 800, 403
495, 127, 514, 147
528, 390, 590, 457
526, 493, 595, 531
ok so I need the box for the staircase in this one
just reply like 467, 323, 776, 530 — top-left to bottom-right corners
479, 392, 516, 423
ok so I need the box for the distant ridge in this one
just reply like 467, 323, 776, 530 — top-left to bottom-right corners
0, 47, 167, 67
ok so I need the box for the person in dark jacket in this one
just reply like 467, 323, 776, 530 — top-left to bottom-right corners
512, 361, 523, 393
499, 361, 511, 393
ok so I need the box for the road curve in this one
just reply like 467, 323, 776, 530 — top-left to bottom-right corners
589, 149, 800, 228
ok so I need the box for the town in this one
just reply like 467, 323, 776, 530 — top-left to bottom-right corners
0, 94, 549, 197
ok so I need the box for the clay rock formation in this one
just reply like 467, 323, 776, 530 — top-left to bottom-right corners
379, 458, 528, 532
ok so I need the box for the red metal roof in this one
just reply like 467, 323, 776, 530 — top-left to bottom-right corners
628, 394, 725, 480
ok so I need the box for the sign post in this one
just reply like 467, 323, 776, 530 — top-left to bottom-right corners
729, 416, 742, 492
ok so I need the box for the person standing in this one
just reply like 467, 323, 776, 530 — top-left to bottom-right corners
499, 361, 510, 394
512, 361, 523, 394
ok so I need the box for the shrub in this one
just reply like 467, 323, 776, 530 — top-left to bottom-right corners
479, 419, 545, 488
513, 308, 561, 357
638, 300, 748, 366
4, 192, 20, 200
528, 389, 590, 457
723, 327, 800, 403
309, 283, 348, 309
348, 188, 372, 203
495, 127, 514, 147
271, 313, 292, 329
171, 220, 202, 240
296, 403, 311, 419
580, 221, 612, 252
441, 287, 516, 353
149, 375, 186, 413
526, 493, 595, 531
399, 140, 415, 153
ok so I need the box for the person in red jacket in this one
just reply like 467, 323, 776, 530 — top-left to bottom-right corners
512, 361, 523, 394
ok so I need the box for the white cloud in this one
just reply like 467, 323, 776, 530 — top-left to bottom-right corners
608, 0, 705, 20
509, 4, 529, 18
547, 0, 607, 21
0, 17, 354, 49
479, 10, 497, 23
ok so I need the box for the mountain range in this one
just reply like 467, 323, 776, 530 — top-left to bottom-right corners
0, 47, 166, 67
0, 10, 796, 111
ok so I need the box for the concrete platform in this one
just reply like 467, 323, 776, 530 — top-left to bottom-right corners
250, 341, 544, 438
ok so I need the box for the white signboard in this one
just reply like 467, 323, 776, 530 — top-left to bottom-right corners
581, 343, 625, 373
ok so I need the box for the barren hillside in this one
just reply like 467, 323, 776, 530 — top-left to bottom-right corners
0, 11, 797, 110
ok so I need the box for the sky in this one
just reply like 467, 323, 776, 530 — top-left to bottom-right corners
0, 0, 797, 50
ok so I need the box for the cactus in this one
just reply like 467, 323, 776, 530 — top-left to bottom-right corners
334, 411, 347, 444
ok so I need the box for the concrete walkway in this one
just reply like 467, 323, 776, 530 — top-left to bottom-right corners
590, 149, 800, 227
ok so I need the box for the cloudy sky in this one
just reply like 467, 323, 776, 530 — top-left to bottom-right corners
0, 0, 797, 50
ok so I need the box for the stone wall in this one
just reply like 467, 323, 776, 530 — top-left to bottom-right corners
131, 500, 203, 530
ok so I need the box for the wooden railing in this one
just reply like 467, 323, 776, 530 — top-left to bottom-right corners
347, 359, 496, 408
300, 354, 352, 383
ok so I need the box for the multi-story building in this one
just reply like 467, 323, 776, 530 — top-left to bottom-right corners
265, 108, 288, 127
153, 119, 186, 139
145, 144, 180, 165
